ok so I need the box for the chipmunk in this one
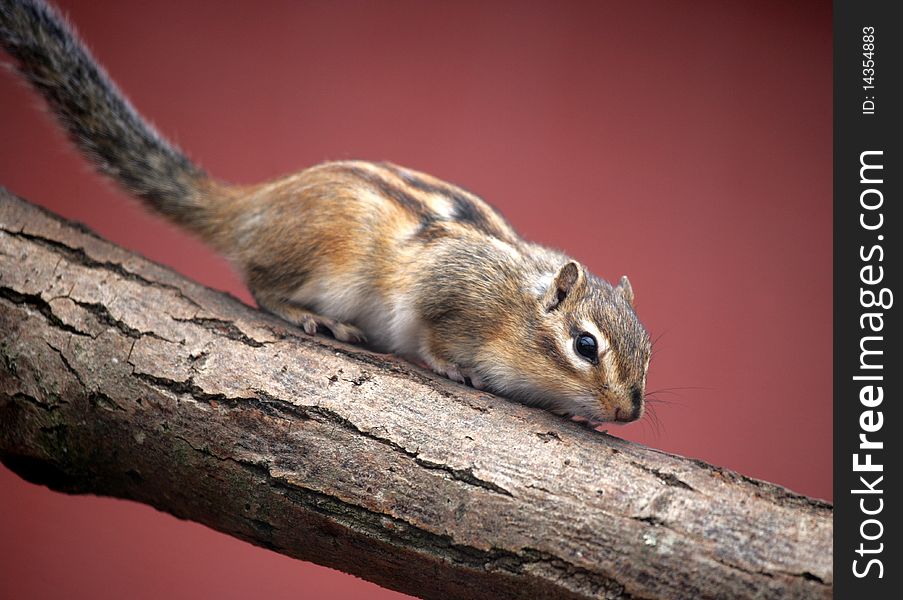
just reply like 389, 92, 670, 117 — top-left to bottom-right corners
1, 0, 650, 423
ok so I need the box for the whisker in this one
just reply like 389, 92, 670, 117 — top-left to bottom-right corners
644, 396, 680, 406
650, 330, 668, 348
642, 403, 663, 440
648, 385, 713, 393
645, 389, 680, 397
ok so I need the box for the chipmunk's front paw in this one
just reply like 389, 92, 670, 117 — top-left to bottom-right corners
427, 359, 484, 390
459, 367, 486, 390
438, 364, 466, 384
423, 355, 464, 383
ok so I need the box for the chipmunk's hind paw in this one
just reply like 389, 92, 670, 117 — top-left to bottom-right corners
257, 297, 366, 344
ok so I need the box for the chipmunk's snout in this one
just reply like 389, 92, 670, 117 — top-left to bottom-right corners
612, 385, 644, 422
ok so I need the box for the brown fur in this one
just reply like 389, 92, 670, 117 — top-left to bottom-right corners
2, 0, 651, 422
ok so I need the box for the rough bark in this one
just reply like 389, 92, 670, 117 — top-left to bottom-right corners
0, 188, 832, 599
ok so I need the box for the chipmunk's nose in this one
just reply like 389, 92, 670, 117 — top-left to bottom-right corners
614, 385, 644, 422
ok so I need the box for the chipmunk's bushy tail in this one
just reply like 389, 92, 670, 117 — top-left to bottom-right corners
1, 0, 212, 229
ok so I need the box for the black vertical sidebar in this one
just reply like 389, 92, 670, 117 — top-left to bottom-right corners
834, 0, 900, 597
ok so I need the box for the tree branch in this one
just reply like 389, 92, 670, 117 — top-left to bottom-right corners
0, 189, 831, 599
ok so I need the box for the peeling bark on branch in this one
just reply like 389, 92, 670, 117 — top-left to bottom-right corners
0, 189, 832, 599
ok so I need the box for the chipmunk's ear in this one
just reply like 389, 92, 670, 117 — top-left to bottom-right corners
616, 275, 635, 305
544, 260, 583, 311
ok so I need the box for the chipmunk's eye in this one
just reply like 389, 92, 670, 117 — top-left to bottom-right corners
574, 333, 597, 362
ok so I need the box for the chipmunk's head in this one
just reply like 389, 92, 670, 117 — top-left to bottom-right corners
520, 260, 651, 423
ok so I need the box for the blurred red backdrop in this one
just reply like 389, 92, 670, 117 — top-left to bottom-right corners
1, 0, 831, 598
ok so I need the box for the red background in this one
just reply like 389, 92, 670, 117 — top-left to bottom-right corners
1, 1, 831, 598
